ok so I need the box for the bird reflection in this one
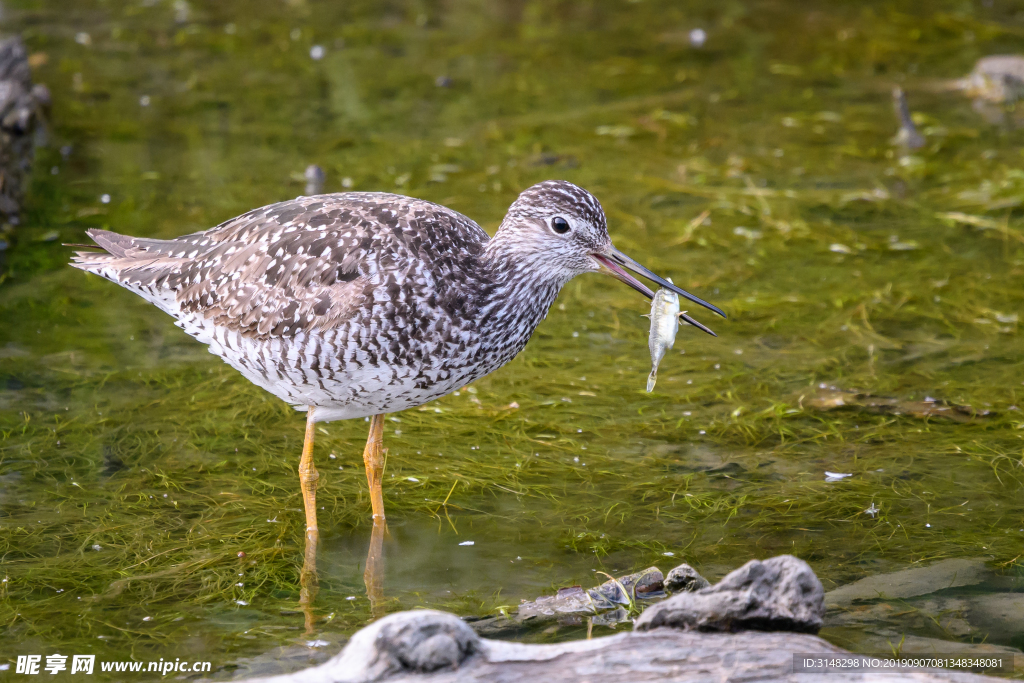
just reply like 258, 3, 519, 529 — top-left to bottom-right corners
364, 519, 387, 618
299, 529, 319, 634
298, 521, 387, 631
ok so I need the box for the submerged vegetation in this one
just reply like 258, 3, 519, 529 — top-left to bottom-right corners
1, 0, 1023, 677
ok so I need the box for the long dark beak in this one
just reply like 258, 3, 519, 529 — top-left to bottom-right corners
592, 247, 725, 317
591, 246, 725, 336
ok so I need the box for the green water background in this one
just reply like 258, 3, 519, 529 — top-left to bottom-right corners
1, 0, 1023, 678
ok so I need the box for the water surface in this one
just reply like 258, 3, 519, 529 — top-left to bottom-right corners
2, 0, 1023, 678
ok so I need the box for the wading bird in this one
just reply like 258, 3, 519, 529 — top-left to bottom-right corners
71, 180, 723, 539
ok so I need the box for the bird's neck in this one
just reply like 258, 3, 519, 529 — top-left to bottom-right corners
477, 233, 568, 348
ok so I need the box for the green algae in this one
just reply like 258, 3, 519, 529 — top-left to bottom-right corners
2, 0, 1024, 678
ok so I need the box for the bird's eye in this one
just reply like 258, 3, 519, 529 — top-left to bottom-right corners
551, 217, 570, 234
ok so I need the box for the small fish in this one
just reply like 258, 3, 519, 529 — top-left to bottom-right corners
645, 279, 680, 392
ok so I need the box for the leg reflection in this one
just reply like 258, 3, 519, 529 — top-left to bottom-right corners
299, 529, 319, 634
362, 414, 387, 521
364, 518, 386, 618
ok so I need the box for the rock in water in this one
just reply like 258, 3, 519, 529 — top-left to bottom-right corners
664, 562, 711, 592
964, 593, 1024, 642
824, 557, 992, 608
0, 36, 47, 226
958, 55, 1024, 103
634, 554, 824, 634
517, 566, 664, 619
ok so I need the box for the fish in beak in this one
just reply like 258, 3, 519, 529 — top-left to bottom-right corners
591, 246, 724, 337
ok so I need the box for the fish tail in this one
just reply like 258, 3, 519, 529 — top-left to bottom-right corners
646, 369, 657, 392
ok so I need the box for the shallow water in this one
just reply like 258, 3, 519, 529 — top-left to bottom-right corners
2, 0, 1024, 678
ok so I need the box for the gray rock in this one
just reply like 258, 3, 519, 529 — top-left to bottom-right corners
826, 596, 975, 637
964, 593, 1024, 641
958, 55, 1024, 103
311, 610, 477, 682
825, 588, 1024, 650
0, 36, 46, 225
634, 554, 824, 634
664, 562, 710, 592
470, 567, 666, 638
516, 566, 664, 619
825, 558, 992, 608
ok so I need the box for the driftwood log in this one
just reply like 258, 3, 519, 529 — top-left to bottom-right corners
242, 556, 1009, 683
0, 35, 47, 228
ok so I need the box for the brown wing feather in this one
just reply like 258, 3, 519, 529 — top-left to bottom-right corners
72, 193, 489, 340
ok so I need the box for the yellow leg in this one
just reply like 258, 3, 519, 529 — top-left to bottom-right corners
298, 406, 320, 633
363, 414, 387, 521
299, 406, 320, 539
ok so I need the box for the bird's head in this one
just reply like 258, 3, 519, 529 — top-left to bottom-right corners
494, 180, 725, 330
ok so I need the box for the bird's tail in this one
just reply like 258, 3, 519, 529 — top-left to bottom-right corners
70, 228, 186, 287
646, 369, 657, 392
69, 228, 197, 316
